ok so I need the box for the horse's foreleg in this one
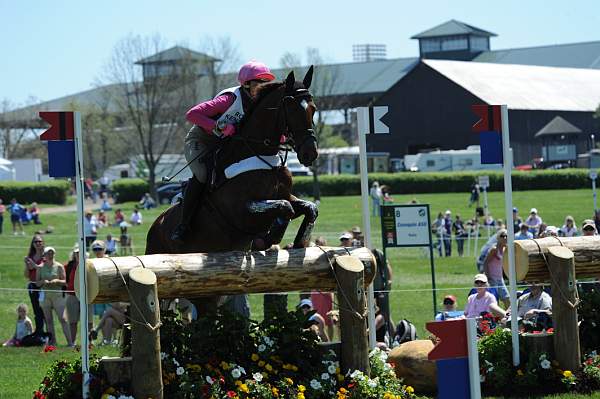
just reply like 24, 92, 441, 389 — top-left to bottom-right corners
246, 200, 295, 219
289, 197, 319, 248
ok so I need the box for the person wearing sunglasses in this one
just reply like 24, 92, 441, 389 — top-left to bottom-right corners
435, 295, 463, 321
23, 234, 46, 336
483, 229, 510, 308
464, 274, 498, 318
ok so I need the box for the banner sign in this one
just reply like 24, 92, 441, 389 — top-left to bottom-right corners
381, 204, 431, 247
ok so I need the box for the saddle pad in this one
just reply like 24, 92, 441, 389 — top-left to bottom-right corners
224, 155, 282, 179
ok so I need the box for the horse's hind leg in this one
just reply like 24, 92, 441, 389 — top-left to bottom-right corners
289, 197, 318, 248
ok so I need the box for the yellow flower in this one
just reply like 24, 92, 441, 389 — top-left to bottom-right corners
298, 385, 306, 392
406, 386, 414, 394
258, 360, 266, 367
337, 394, 347, 399
272, 387, 279, 397
235, 380, 242, 386
383, 393, 394, 399
265, 363, 273, 372
297, 394, 305, 399
517, 369, 524, 376
291, 365, 299, 372
251, 353, 260, 362
339, 387, 348, 394
220, 361, 230, 370
563, 370, 573, 378
240, 383, 249, 393
285, 377, 294, 385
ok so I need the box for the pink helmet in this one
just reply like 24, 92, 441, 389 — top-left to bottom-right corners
238, 61, 276, 85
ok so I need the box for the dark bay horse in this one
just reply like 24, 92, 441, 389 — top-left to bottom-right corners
145, 68, 319, 256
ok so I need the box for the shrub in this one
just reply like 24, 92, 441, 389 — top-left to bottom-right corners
111, 178, 149, 203
0, 180, 70, 205
579, 284, 600, 353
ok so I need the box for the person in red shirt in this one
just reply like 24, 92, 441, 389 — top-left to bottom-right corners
23, 234, 46, 335
113, 209, 125, 227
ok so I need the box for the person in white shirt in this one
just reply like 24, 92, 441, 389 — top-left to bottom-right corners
83, 211, 97, 246
130, 209, 142, 225
369, 181, 382, 217
525, 208, 543, 236
559, 215, 578, 237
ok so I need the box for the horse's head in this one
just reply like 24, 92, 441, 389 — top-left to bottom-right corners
281, 67, 319, 167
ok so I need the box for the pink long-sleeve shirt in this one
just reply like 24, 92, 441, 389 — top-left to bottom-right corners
185, 93, 236, 134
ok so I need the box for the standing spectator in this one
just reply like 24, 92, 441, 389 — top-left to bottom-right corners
105, 234, 118, 256
351, 226, 364, 247
29, 202, 42, 225
432, 212, 444, 257
512, 207, 523, 234
442, 210, 452, 257
64, 245, 93, 346
525, 208, 543, 236
582, 220, 597, 236
24, 234, 46, 335
468, 182, 480, 207
119, 223, 132, 255
139, 193, 156, 210
130, 208, 142, 225
369, 181, 382, 217
8, 198, 25, 235
339, 232, 353, 248
36, 247, 72, 346
0, 198, 5, 234
559, 216, 578, 237
98, 176, 110, 197
380, 185, 394, 204
515, 223, 533, 240
113, 208, 125, 226
453, 215, 467, 256
483, 229, 510, 308
3, 303, 33, 347
83, 211, 97, 246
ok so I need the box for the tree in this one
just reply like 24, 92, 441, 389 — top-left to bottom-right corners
0, 98, 41, 159
199, 35, 241, 97
99, 34, 200, 198
280, 48, 348, 201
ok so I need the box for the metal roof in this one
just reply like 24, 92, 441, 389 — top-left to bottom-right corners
423, 59, 600, 111
473, 41, 600, 69
534, 116, 582, 138
411, 19, 496, 39
135, 46, 219, 64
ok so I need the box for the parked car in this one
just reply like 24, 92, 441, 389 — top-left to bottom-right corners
157, 183, 183, 205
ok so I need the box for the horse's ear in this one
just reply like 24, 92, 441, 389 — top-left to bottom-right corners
285, 71, 295, 92
303, 65, 314, 89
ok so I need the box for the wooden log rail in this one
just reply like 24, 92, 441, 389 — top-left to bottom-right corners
503, 236, 600, 282
77, 247, 376, 304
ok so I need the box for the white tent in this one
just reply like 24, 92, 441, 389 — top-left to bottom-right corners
0, 158, 16, 181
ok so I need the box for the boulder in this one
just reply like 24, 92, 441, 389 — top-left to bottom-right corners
388, 340, 437, 393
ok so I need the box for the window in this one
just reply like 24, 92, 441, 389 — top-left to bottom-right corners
440, 35, 468, 51
421, 38, 441, 53
469, 36, 489, 51
426, 160, 435, 167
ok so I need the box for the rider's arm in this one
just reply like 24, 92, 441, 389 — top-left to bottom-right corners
185, 93, 236, 133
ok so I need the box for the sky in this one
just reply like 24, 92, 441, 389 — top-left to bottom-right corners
1, 0, 599, 106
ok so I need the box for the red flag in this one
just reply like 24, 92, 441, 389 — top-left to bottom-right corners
471, 105, 502, 133
39, 112, 75, 141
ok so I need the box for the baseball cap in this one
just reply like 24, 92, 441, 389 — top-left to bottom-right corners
513, 207, 518, 212
445, 210, 451, 215
443, 295, 457, 304
339, 232, 353, 240
43, 246, 56, 254
530, 208, 538, 214
544, 226, 559, 235
474, 274, 488, 284
298, 299, 313, 309
91, 240, 106, 250
582, 220, 596, 231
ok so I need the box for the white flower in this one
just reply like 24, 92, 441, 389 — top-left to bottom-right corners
264, 336, 274, 346
107, 396, 116, 399
384, 362, 392, 371
258, 344, 266, 352
541, 359, 551, 369
173, 358, 180, 367
253, 372, 263, 382
350, 370, 365, 380
368, 377, 379, 388
176, 366, 185, 376
328, 364, 337, 374
539, 354, 547, 361
238, 366, 246, 375
205, 376, 214, 385
310, 379, 322, 390
231, 368, 242, 379
160, 352, 168, 360
321, 372, 330, 380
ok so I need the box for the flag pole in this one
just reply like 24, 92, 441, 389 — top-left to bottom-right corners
74, 111, 90, 398
501, 105, 520, 366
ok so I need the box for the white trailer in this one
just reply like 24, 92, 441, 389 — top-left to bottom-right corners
10, 158, 43, 181
403, 146, 503, 172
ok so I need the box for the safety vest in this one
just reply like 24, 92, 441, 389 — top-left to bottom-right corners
215, 86, 244, 127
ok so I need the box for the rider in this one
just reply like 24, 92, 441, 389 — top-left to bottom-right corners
171, 61, 276, 242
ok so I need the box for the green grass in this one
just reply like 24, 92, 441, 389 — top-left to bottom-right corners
0, 189, 598, 398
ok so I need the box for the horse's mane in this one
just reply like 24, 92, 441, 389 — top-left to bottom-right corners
254, 81, 284, 104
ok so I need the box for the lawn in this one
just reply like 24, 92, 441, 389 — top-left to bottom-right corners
0, 188, 598, 398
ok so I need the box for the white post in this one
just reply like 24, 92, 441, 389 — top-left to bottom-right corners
466, 318, 482, 399
357, 107, 377, 349
501, 105, 519, 366
74, 112, 90, 398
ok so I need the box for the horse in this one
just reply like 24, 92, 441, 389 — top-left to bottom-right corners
145, 67, 319, 258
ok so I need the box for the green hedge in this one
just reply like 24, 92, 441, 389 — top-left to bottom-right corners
0, 180, 70, 205
112, 178, 149, 203
292, 169, 592, 196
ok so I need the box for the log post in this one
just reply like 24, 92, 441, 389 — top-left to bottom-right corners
335, 255, 370, 375
129, 267, 163, 399
547, 246, 581, 371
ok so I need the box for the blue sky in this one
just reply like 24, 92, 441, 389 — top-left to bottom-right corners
1, 0, 599, 105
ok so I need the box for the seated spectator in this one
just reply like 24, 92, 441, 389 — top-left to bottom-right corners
113, 209, 125, 226
539, 225, 559, 238
100, 192, 112, 212
351, 226, 364, 247
90, 302, 128, 345
3, 303, 33, 346
465, 274, 505, 318
435, 295, 463, 321
582, 219, 597, 236
105, 234, 118, 256
139, 193, 156, 210
339, 232, 353, 248
130, 209, 142, 225
96, 210, 107, 228
483, 214, 495, 227
525, 208, 543, 236
515, 223, 533, 240
298, 299, 329, 342
537, 223, 548, 238
517, 282, 552, 320
381, 185, 394, 204
29, 202, 42, 225
559, 216, 578, 237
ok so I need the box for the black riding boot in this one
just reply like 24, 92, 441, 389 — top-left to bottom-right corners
171, 178, 204, 242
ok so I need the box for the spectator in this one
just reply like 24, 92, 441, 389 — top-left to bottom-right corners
91, 240, 107, 257
100, 192, 112, 211
130, 208, 142, 225
119, 223, 132, 255
432, 212, 444, 257
339, 232, 353, 248
476, 234, 497, 273
113, 209, 125, 226
515, 223, 533, 240
468, 182, 480, 207
517, 282, 552, 320
29, 202, 42, 225
64, 245, 93, 346
435, 295, 462, 321
559, 216, 578, 237
381, 185, 394, 204
83, 211, 97, 246
24, 234, 46, 335
351, 226, 364, 247
96, 210, 107, 228
582, 220, 597, 236
370, 181, 382, 217
105, 234, 118, 256
483, 214, 495, 227
442, 210, 452, 257
525, 208, 543, 236
594, 210, 600, 234
8, 198, 25, 235
315, 236, 327, 246
0, 198, 4, 234
298, 299, 329, 342
483, 229, 510, 308
453, 215, 467, 256
540, 225, 559, 238
3, 303, 33, 347
512, 207, 523, 234
90, 302, 128, 345
36, 247, 72, 346
537, 223, 548, 238
310, 291, 334, 341
139, 193, 156, 210
465, 274, 504, 318
98, 176, 110, 197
